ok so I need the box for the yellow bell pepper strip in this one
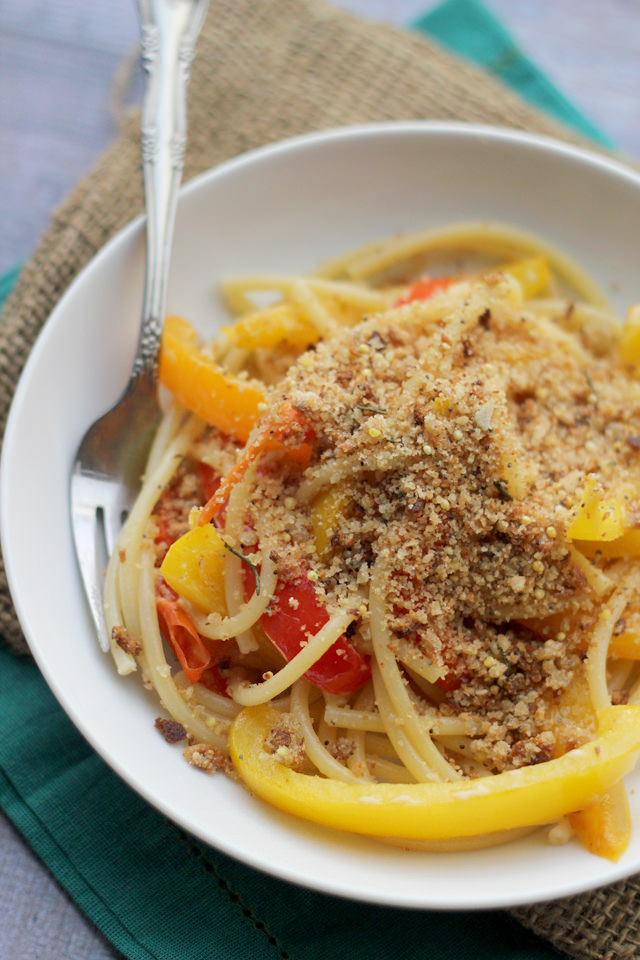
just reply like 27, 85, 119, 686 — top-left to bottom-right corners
568, 780, 631, 862
199, 401, 314, 525
619, 304, 640, 364
311, 484, 349, 558
609, 608, 640, 659
572, 529, 640, 562
159, 315, 265, 442
160, 522, 228, 616
228, 703, 640, 842
567, 477, 626, 542
221, 303, 320, 351
499, 256, 550, 299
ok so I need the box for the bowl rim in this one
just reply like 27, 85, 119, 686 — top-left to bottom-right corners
4, 119, 640, 910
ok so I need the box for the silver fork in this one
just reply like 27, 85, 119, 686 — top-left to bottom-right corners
70, 0, 209, 653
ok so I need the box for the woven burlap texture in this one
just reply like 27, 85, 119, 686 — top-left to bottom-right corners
1, 1, 636, 958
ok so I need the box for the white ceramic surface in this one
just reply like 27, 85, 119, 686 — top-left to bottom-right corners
4, 122, 640, 910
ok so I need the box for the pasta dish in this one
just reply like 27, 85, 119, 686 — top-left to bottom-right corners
105, 222, 640, 858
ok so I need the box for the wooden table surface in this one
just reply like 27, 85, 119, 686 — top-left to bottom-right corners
1, 1, 639, 957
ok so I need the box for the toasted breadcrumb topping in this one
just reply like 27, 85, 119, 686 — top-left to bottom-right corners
265, 715, 306, 769
183, 742, 232, 774
227, 276, 640, 773
155, 717, 188, 743
112, 624, 141, 657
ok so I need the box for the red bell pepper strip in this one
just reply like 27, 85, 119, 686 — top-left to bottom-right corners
199, 401, 313, 526
436, 666, 462, 693
152, 477, 185, 550
198, 461, 221, 502
153, 460, 222, 549
198, 664, 231, 696
393, 276, 455, 306
258, 572, 370, 695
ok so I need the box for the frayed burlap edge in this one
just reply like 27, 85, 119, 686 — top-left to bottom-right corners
0, 2, 633, 958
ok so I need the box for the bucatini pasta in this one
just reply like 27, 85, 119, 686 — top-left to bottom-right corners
105, 222, 640, 859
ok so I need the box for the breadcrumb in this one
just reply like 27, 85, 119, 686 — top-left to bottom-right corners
231, 278, 640, 772
112, 624, 141, 657
183, 742, 231, 774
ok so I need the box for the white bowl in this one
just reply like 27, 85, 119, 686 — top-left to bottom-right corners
4, 121, 640, 910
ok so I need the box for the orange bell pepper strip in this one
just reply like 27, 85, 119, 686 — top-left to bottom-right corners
393, 277, 455, 306
159, 315, 265, 442
155, 579, 213, 683
392, 259, 549, 309
199, 401, 313, 525
568, 780, 631, 862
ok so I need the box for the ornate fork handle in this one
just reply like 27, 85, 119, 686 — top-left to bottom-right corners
133, 0, 210, 379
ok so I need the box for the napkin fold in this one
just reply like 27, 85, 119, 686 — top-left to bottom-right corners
0, 646, 557, 960
0, 2, 636, 960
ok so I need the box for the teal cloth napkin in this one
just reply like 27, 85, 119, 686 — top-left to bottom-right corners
0, 3, 611, 958
415, 0, 613, 147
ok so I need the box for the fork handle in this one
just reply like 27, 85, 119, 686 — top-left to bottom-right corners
132, 0, 210, 378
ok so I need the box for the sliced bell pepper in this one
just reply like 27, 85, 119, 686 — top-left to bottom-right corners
159, 315, 265, 442
572, 529, 640, 562
160, 522, 228, 616
258, 573, 370, 696
619, 305, 640, 365
567, 477, 626, 542
199, 401, 313, 525
393, 276, 455, 306
155, 580, 213, 683
152, 459, 221, 550
229, 703, 640, 843
221, 302, 320, 351
609, 608, 640, 659
198, 663, 231, 697
568, 780, 631, 862
198, 461, 221, 501
152, 476, 187, 550
310, 484, 349, 559
499, 256, 550, 299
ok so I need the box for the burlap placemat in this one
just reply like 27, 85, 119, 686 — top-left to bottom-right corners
1, 1, 637, 957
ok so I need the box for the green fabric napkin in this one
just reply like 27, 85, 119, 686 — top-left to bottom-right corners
0, 3, 611, 959
0, 647, 559, 960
